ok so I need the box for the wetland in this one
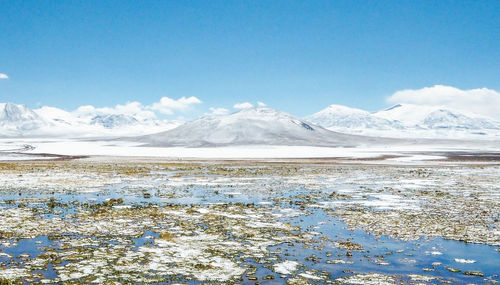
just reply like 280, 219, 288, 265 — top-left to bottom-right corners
0, 159, 498, 284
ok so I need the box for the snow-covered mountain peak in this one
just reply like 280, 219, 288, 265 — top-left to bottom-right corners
305, 104, 402, 132
306, 102, 500, 139
137, 107, 370, 147
373, 103, 438, 125
373, 103, 499, 127
1, 100, 499, 141
320, 104, 370, 115
90, 114, 139, 129
0, 103, 43, 123
0, 102, 179, 138
227, 107, 302, 120
34, 106, 79, 126
422, 109, 500, 130
0, 103, 48, 136
204, 107, 317, 131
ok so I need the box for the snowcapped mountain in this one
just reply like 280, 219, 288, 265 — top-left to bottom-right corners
0, 103, 49, 136
34, 106, 81, 126
0, 103, 43, 124
2, 100, 499, 141
90, 114, 139, 129
422, 109, 500, 130
374, 104, 500, 130
305, 104, 403, 134
0, 102, 179, 138
306, 103, 500, 139
373, 104, 434, 125
138, 108, 383, 147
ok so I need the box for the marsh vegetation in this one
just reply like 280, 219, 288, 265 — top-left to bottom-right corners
0, 161, 498, 284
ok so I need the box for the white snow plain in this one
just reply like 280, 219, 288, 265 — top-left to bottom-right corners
0, 138, 498, 165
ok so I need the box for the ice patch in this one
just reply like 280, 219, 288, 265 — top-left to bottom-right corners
454, 258, 476, 264
273, 260, 300, 275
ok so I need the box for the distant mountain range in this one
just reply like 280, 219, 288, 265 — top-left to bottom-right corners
0, 102, 178, 138
1, 102, 499, 142
304, 104, 403, 131
305, 103, 500, 139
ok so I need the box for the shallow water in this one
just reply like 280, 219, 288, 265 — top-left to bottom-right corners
1, 191, 498, 284
0, 162, 498, 284
287, 210, 499, 283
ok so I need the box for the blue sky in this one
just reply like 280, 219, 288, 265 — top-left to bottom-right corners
0, 0, 499, 118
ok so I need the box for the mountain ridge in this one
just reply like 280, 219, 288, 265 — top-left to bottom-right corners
306, 103, 500, 138
0, 102, 178, 137
1, 101, 499, 141
136, 108, 386, 147
304, 104, 403, 131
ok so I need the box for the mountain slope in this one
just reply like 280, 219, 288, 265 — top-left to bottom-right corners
137, 108, 382, 147
0, 102, 179, 138
90, 114, 139, 129
374, 104, 500, 130
304, 103, 500, 139
305, 104, 403, 131
34, 106, 82, 126
423, 109, 500, 130
0, 103, 48, 136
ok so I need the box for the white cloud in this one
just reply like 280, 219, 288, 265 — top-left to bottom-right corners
151, 96, 202, 115
74, 101, 156, 121
257, 101, 266, 107
208, 107, 230, 115
233, 102, 254, 109
70, 96, 202, 121
387, 85, 500, 119
115, 101, 156, 120
74, 105, 98, 114
0, 73, 8, 79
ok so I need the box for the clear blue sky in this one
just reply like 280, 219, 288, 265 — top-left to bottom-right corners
0, 0, 499, 116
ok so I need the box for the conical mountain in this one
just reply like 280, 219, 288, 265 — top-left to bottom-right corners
137, 108, 385, 147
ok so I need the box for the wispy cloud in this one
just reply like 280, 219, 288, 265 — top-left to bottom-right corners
257, 101, 266, 107
387, 85, 500, 119
0, 73, 8, 79
233, 102, 254, 109
208, 107, 230, 115
151, 96, 202, 115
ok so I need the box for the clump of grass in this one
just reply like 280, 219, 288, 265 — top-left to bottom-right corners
102, 198, 124, 207
158, 232, 175, 241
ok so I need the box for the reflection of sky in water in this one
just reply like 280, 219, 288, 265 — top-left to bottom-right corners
281, 210, 500, 283
0, 170, 499, 283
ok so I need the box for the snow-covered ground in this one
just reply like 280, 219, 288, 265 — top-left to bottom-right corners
3, 139, 383, 159
0, 138, 498, 164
